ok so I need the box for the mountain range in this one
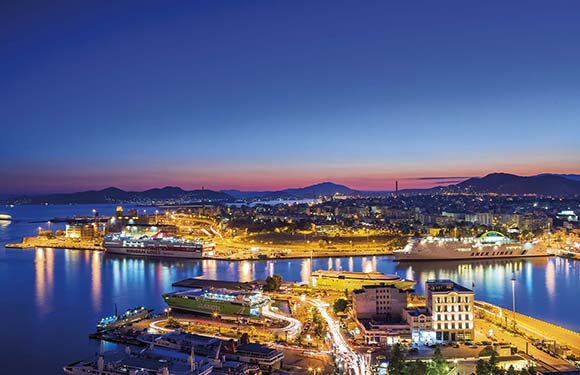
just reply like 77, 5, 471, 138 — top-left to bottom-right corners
4, 173, 580, 205
436, 173, 580, 196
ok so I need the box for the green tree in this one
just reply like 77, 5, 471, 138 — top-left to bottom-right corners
333, 298, 348, 313
407, 360, 427, 375
264, 274, 282, 291
428, 347, 448, 375
475, 359, 492, 375
388, 344, 405, 375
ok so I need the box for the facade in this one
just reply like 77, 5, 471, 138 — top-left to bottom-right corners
65, 224, 97, 241
356, 320, 411, 345
352, 284, 408, 320
403, 306, 435, 344
426, 280, 474, 341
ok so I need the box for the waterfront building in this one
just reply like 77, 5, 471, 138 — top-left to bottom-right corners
224, 343, 284, 372
352, 284, 408, 320
163, 287, 268, 319
65, 224, 97, 241
426, 280, 474, 341
311, 270, 415, 291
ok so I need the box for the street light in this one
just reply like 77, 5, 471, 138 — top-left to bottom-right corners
511, 272, 516, 334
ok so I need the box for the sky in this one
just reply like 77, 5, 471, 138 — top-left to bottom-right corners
1, 1, 580, 194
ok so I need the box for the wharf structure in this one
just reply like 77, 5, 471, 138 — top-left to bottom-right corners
310, 270, 415, 291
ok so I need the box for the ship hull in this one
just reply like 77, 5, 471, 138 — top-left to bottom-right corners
394, 238, 549, 262
104, 245, 204, 259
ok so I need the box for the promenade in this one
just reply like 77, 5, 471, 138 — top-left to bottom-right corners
475, 300, 580, 357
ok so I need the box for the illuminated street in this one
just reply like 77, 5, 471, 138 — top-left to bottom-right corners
308, 298, 368, 375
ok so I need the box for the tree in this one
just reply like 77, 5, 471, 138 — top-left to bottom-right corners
264, 274, 282, 291
387, 344, 406, 375
428, 347, 448, 375
506, 365, 518, 375
475, 359, 492, 375
407, 360, 427, 375
333, 298, 348, 313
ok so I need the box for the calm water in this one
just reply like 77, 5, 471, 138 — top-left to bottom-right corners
1, 204, 579, 375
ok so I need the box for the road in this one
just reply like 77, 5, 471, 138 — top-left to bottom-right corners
308, 298, 369, 375
262, 303, 303, 340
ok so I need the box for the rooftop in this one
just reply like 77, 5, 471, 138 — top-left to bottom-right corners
426, 279, 472, 293
173, 278, 264, 290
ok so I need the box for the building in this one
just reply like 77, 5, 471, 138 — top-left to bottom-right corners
225, 343, 284, 372
403, 306, 435, 344
426, 280, 474, 342
311, 270, 415, 291
352, 284, 408, 320
65, 224, 96, 241
355, 319, 411, 345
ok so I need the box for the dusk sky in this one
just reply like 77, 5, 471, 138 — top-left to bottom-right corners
2, 1, 580, 194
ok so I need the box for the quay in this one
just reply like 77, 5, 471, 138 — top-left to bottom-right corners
475, 300, 580, 357
5, 236, 103, 251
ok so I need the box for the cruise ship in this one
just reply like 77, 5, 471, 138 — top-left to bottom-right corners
393, 231, 549, 261
104, 233, 215, 259
163, 287, 268, 319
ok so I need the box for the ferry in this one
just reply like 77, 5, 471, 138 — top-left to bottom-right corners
104, 232, 215, 259
97, 306, 152, 332
393, 231, 549, 262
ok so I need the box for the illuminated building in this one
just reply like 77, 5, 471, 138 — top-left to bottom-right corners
426, 280, 474, 341
352, 284, 408, 320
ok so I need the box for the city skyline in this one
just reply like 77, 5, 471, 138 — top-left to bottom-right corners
2, 1, 580, 193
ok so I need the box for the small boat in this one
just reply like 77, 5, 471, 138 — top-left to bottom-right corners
0, 214, 12, 221
97, 305, 152, 332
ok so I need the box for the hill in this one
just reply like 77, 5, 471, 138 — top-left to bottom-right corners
443, 173, 580, 196
8, 186, 232, 205
222, 182, 357, 200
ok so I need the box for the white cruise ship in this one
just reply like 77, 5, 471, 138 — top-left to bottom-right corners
393, 231, 548, 262
104, 233, 215, 259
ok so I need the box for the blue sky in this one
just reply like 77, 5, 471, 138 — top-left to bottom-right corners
1, 1, 579, 193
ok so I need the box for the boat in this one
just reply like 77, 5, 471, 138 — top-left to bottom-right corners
97, 306, 152, 332
0, 214, 11, 221
104, 233, 215, 259
393, 231, 549, 262
163, 287, 268, 319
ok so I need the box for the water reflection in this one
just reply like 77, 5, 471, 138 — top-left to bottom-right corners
35, 248, 54, 315
91, 252, 102, 310
545, 260, 556, 299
